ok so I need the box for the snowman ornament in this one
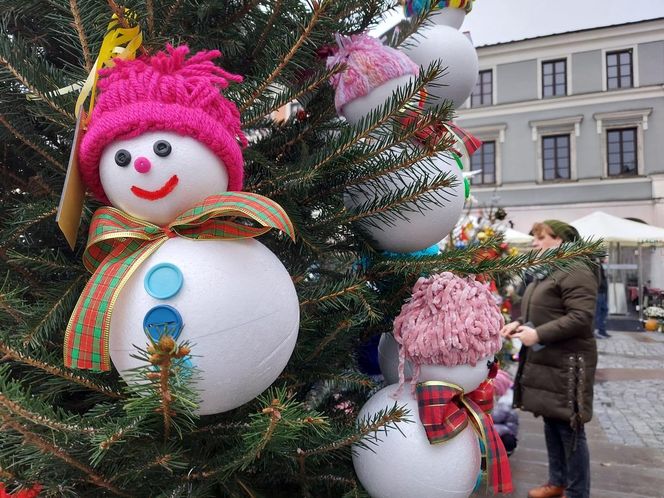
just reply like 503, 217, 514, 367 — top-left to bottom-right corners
327, 34, 466, 254
353, 272, 512, 497
65, 45, 300, 416
401, 0, 479, 110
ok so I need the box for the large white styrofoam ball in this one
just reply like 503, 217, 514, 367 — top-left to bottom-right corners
377, 333, 412, 385
427, 8, 466, 29
99, 131, 229, 226
419, 357, 491, 392
353, 384, 481, 498
344, 153, 465, 253
109, 237, 300, 415
402, 22, 478, 110
342, 75, 414, 127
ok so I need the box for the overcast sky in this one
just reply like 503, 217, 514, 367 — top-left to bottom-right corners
371, 0, 664, 46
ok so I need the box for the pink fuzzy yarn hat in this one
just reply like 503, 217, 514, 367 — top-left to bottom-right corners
79, 44, 247, 204
393, 272, 504, 387
326, 33, 419, 115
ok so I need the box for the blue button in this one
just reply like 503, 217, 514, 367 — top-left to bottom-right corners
144, 263, 183, 300
143, 305, 184, 341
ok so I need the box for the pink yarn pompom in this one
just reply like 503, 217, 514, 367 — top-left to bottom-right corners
393, 272, 504, 388
326, 33, 419, 114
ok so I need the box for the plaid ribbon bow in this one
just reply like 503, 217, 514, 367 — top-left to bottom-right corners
399, 110, 483, 158
64, 192, 295, 371
416, 380, 513, 494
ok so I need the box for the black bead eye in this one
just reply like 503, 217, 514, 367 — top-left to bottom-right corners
114, 149, 131, 167
153, 140, 172, 157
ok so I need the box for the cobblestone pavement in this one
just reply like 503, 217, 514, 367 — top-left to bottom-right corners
594, 331, 664, 450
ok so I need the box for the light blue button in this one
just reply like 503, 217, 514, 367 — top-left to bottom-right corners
143, 305, 184, 341
144, 262, 183, 299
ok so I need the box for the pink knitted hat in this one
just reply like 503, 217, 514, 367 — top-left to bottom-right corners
393, 272, 504, 386
326, 34, 419, 115
79, 44, 247, 204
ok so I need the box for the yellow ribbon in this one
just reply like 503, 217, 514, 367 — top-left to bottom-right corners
75, 11, 143, 121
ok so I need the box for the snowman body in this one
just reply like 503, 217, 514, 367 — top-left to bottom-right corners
402, 9, 478, 110
98, 131, 299, 415
344, 152, 465, 253
109, 237, 299, 415
353, 360, 490, 498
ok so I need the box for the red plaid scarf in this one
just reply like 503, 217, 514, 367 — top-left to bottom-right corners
64, 192, 295, 371
398, 111, 482, 158
416, 380, 513, 494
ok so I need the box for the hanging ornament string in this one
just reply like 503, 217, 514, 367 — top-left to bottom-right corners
64, 192, 296, 372
75, 11, 144, 122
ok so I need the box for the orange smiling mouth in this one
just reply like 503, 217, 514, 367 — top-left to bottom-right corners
131, 175, 179, 200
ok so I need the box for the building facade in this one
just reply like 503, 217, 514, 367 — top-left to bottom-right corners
455, 18, 664, 288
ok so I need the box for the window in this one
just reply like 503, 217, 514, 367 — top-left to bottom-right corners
471, 70, 492, 107
288, 101, 304, 118
470, 141, 496, 185
542, 135, 570, 181
606, 49, 633, 90
607, 128, 637, 176
542, 59, 567, 98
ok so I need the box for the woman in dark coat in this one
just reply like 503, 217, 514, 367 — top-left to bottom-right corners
500, 220, 597, 498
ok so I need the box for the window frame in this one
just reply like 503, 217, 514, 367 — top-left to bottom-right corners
606, 127, 638, 177
601, 45, 639, 91
537, 55, 571, 100
606, 49, 634, 90
541, 134, 572, 181
470, 69, 494, 108
529, 115, 582, 183
462, 124, 507, 187
470, 140, 497, 186
593, 109, 650, 178
541, 58, 568, 99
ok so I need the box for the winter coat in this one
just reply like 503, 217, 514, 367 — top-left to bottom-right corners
513, 264, 598, 428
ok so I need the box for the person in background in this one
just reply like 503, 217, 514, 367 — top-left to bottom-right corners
492, 369, 519, 456
594, 258, 610, 338
500, 220, 598, 498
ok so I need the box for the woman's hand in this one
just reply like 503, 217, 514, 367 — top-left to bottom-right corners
500, 321, 520, 338
511, 325, 540, 347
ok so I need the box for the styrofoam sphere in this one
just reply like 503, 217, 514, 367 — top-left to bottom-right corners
353, 384, 481, 498
109, 237, 300, 415
402, 25, 478, 110
429, 8, 466, 29
419, 357, 491, 393
378, 333, 412, 385
344, 153, 465, 253
342, 75, 414, 126
99, 131, 229, 226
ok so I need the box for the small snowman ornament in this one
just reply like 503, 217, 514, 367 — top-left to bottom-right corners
66, 45, 300, 416
353, 272, 512, 498
327, 35, 465, 254
401, 0, 479, 110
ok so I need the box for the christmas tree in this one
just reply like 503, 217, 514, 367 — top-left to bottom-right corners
0, 1, 602, 496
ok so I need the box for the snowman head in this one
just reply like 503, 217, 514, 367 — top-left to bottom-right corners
79, 45, 246, 224
393, 272, 504, 392
327, 33, 418, 118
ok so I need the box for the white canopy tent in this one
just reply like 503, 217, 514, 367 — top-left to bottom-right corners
501, 227, 533, 245
571, 211, 664, 246
570, 211, 664, 318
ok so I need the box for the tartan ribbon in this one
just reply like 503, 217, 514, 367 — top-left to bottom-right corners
416, 379, 513, 494
64, 192, 296, 371
399, 111, 483, 158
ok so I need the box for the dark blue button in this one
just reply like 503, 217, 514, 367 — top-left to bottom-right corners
144, 263, 183, 300
143, 305, 184, 341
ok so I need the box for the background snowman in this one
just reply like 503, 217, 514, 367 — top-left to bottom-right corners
327, 34, 467, 254
353, 272, 513, 497
65, 45, 300, 416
